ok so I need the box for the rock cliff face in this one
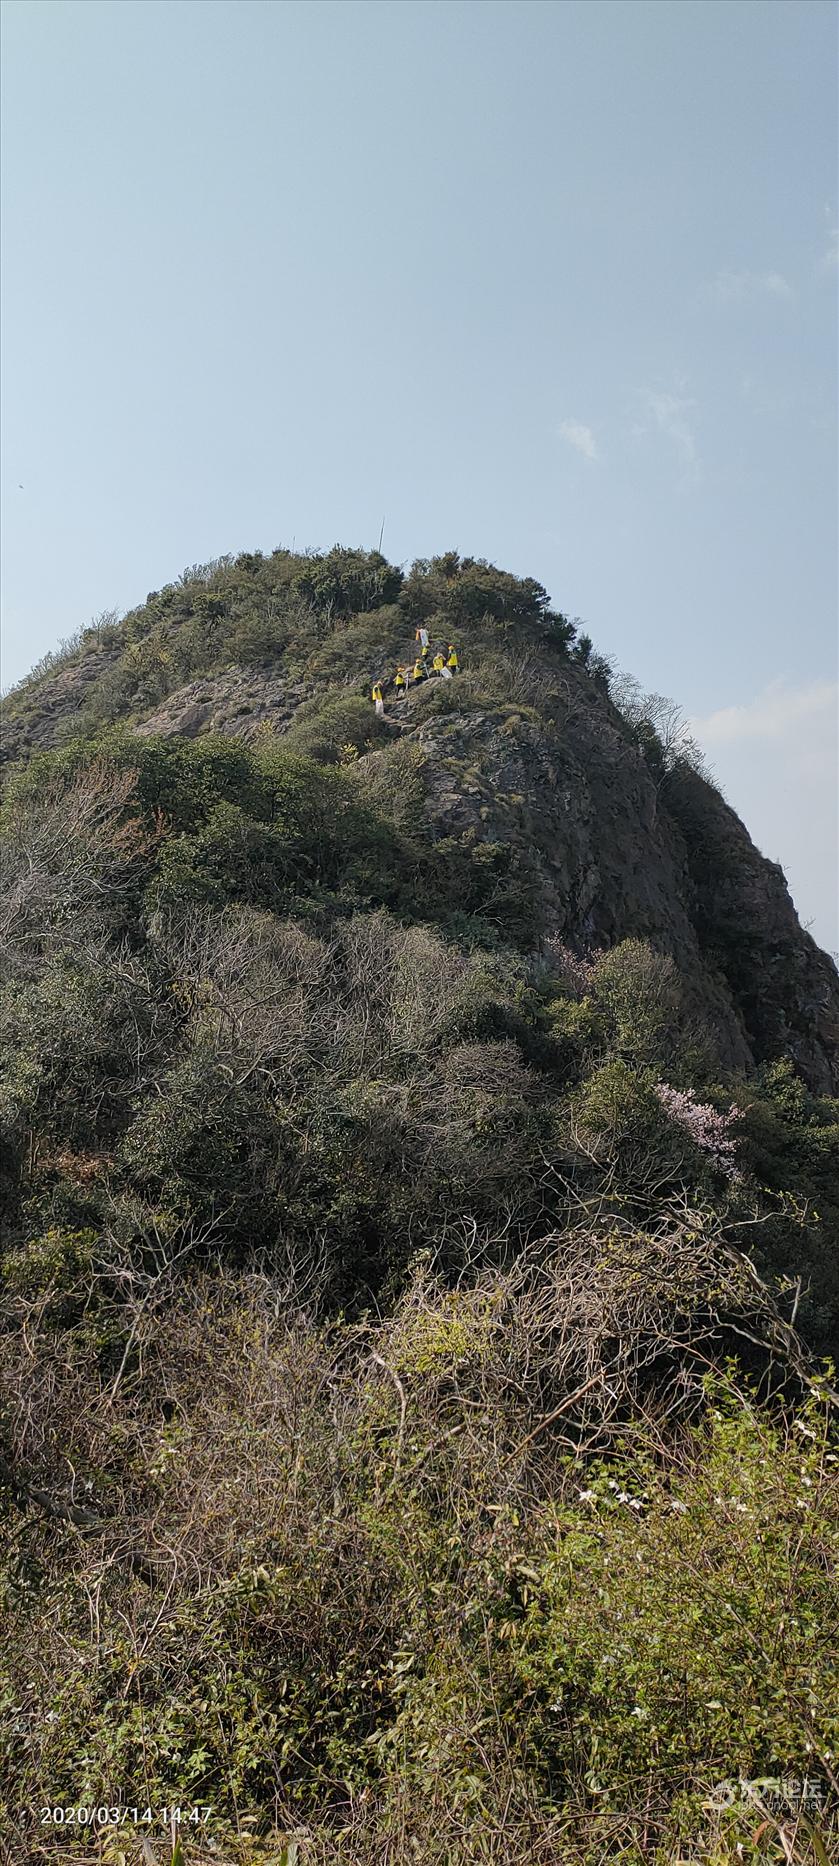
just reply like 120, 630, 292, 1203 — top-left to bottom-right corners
405, 683, 838, 1091
3, 590, 837, 1093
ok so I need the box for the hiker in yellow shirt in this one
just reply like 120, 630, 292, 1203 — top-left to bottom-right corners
372, 682, 385, 716
394, 667, 406, 699
447, 644, 460, 673
413, 656, 428, 683
432, 652, 446, 676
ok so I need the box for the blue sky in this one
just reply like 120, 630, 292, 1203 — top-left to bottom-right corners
2, 0, 837, 949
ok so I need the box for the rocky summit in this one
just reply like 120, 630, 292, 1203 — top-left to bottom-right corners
4, 545, 837, 1091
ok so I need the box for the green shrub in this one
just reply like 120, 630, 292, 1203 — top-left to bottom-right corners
303, 603, 407, 682
293, 546, 404, 617
572, 1058, 681, 1185
734, 1065, 839, 1352
350, 738, 430, 833
398, 553, 570, 644
592, 938, 683, 1066
503, 1392, 839, 1809
544, 992, 606, 1059
2, 1226, 96, 1303
283, 691, 388, 764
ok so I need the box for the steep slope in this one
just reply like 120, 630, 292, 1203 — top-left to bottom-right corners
4, 546, 836, 1091
4, 549, 839, 1863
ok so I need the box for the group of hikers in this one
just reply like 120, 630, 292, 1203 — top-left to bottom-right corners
372, 627, 460, 714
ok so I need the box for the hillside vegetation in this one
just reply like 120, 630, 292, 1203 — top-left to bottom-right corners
1, 547, 838, 1866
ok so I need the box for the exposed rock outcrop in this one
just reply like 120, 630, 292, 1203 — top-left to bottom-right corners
134, 668, 306, 740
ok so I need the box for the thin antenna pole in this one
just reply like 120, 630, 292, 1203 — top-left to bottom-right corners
378, 517, 385, 554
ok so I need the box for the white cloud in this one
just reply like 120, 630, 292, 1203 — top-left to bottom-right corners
691, 678, 839, 953
709, 269, 794, 303
694, 677, 837, 751
635, 388, 698, 472
762, 271, 794, 298
559, 418, 597, 462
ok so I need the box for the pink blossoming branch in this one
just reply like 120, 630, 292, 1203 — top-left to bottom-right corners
654, 1082, 744, 1179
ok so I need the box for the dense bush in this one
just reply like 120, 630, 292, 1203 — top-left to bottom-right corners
503, 1393, 839, 1805
1, 734, 837, 1330
1, 1255, 836, 1864
398, 552, 576, 649
591, 939, 684, 1067
293, 545, 404, 617
281, 690, 389, 764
